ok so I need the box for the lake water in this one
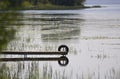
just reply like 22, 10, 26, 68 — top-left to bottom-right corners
0, 4, 120, 79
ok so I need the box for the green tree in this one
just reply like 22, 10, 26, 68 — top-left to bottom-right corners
0, 0, 9, 9
0, 0, 86, 9
48, 0, 85, 6
8, 0, 23, 7
75, 0, 85, 5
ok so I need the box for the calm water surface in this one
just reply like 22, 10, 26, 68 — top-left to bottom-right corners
0, 5, 120, 79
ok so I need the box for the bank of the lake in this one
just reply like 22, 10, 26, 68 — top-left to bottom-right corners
0, 4, 101, 10
21, 5, 101, 10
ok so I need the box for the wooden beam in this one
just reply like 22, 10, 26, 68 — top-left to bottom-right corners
1, 51, 68, 55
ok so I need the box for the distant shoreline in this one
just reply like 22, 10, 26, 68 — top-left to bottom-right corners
0, 5, 102, 11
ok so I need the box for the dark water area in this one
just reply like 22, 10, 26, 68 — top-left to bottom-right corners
0, 4, 120, 79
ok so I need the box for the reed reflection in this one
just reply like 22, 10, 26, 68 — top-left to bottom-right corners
40, 14, 84, 41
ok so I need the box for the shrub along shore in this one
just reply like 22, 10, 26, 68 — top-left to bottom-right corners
0, 0, 102, 10
0, 4, 101, 10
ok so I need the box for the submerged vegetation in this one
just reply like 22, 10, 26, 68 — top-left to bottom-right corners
0, 0, 86, 10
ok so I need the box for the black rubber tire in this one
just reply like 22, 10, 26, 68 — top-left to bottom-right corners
58, 45, 69, 55
58, 56, 69, 66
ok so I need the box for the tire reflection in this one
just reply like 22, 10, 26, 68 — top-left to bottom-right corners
0, 56, 69, 66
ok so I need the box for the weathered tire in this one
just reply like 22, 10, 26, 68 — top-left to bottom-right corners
58, 45, 69, 55
58, 56, 69, 66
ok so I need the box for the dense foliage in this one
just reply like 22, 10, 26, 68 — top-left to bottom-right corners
49, 0, 85, 6
0, 0, 86, 9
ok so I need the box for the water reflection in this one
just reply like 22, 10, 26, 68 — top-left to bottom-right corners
0, 12, 24, 79
4, 12, 83, 54
40, 15, 82, 40
0, 12, 23, 52
21, 13, 83, 40
0, 12, 83, 78
0, 62, 68, 79
0, 61, 120, 79
1, 5, 120, 79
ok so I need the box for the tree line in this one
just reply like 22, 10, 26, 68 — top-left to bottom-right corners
0, 0, 86, 9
